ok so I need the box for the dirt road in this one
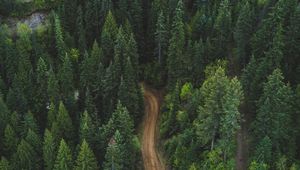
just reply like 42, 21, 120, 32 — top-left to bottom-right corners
142, 85, 165, 170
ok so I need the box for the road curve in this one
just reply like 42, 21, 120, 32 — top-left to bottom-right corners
142, 85, 165, 170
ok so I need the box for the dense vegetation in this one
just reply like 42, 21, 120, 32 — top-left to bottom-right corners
0, 0, 300, 169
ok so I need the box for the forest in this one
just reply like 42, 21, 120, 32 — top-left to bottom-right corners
0, 0, 300, 169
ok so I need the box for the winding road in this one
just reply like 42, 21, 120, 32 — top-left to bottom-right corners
142, 85, 165, 170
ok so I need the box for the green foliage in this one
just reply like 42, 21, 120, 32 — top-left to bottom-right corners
43, 129, 56, 170
13, 139, 38, 170
0, 157, 10, 170
74, 140, 98, 170
53, 102, 74, 143
167, 0, 186, 89
54, 139, 73, 170
252, 69, 295, 162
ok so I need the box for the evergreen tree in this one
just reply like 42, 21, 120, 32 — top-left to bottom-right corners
47, 102, 56, 129
167, 0, 186, 89
101, 11, 118, 66
3, 124, 18, 158
79, 110, 95, 145
59, 53, 75, 109
35, 57, 48, 127
0, 157, 11, 170
103, 130, 124, 170
63, 0, 77, 34
253, 136, 272, 165
22, 111, 39, 135
43, 129, 56, 170
25, 129, 42, 155
13, 139, 37, 170
54, 102, 74, 143
54, 14, 66, 60
76, 5, 86, 55
103, 102, 136, 169
54, 139, 73, 170
234, 1, 255, 71
47, 68, 60, 105
0, 97, 9, 136
155, 11, 168, 66
252, 69, 295, 161
118, 58, 143, 123
74, 139, 98, 170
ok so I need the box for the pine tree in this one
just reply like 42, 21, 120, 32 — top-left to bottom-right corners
0, 96, 9, 136
103, 102, 136, 169
59, 54, 75, 109
0, 157, 11, 170
63, 0, 77, 34
79, 110, 95, 145
76, 5, 86, 55
155, 11, 168, 66
252, 69, 295, 160
35, 57, 48, 127
114, 27, 127, 76
47, 102, 56, 129
167, 0, 186, 89
103, 130, 124, 170
47, 68, 60, 105
25, 129, 42, 154
43, 129, 56, 170
54, 139, 73, 170
13, 139, 37, 170
213, 0, 232, 59
22, 111, 39, 135
118, 58, 143, 123
234, 1, 255, 71
253, 136, 272, 165
3, 124, 18, 158
54, 14, 66, 60
125, 34, 139, 71
101, 11, 118, 66
54, 101, 74, 143
102, 63, 119, 118
74, 139, 98, 170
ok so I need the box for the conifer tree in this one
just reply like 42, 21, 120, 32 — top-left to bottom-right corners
63, 0, 77, 34
213, 0, 232, 59
118, 58, 143, 123
101, 11, 118, 66
0, 157, 10, 170
47, 102, 56, 129
74, 139, 98, 170
3, 124, 18, 158
54, 139, 73, 170
25, 129, 42, 154
234, 1, 255, 70
22, 111, 39, 135
103, 130, 124, 170
13, 139, 37, 170
155, 11, 168, 66
79, 110, 95, 145
252, 69, 295, 160
59, 54, 75, 109
76, 5, 86, 55
103, 102, 136, 169
35, 57, 48, 126
167, 0, 186, 89
47, 68, 60, 105
0, 97, 9, 135
54, 102, 74, 143
54, 14, 66, 60
43, 129, 56, 170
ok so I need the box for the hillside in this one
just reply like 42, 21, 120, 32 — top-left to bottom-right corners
0, 0, 300, 170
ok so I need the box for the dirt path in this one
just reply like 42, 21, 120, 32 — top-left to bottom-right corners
142, 85, 165, 170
